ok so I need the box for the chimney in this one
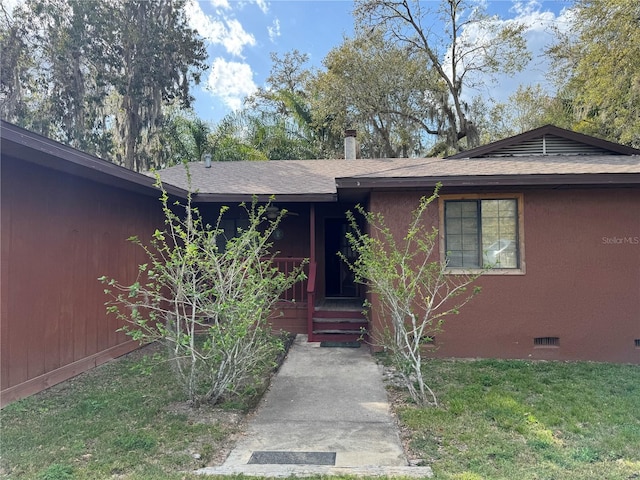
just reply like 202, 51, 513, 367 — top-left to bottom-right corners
344, 129, 357, 160
203, 153, 212, 168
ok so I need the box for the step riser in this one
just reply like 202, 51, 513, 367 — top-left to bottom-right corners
312, 310, 366, 319
313, 322, 368, 331
311, 308, 368, 343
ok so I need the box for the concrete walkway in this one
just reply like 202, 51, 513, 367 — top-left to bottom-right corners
195, 335, 433, 477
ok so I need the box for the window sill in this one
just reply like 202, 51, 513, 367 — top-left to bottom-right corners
445, 267, 526, 276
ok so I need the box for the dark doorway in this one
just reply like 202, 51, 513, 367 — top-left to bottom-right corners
324, 218, 358, 297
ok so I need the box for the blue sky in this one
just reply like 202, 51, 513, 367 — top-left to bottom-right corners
188, 0, 357, 121
187, 0, 575, 124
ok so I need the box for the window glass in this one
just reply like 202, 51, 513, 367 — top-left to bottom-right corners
445, 201, 479, 268
445, 198, 519, 269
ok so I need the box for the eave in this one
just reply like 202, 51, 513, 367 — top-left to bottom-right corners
191, 192, 338, 203
336, 173, 640, 190
1, 121, 188, 198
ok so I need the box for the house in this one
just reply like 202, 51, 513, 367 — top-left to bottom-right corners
158, 125, 640, 364
2, 122, 639, 405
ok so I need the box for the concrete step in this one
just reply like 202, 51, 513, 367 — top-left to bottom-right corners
310, 332, 365, 342
313, 329, 364, 335
312, 309, 365, 319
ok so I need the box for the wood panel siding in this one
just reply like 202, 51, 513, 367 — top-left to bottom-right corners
1, 156, 164, 406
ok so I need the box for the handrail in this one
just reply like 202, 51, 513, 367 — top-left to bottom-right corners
306, 261, 317, 294
306, 261, 317, 341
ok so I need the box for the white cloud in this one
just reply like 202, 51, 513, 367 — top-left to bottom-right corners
510, 0, 542, 17
451, 1, 576, 104
490, 5, 575, 101
206, 57, 257, 110
268, 18, 281, 43
185, 0, 256, 57
211, 0, 231, 8
254, 0, 269, 14
222, 18, 256, 56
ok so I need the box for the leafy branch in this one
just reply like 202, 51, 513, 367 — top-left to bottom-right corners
101, 170, 307, 405
341, 183, 481, 406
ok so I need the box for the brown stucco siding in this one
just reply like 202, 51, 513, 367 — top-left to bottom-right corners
1, 157, 164, 405
368, 187, 640, 364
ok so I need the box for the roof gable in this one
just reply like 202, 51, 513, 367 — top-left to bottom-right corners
447, 125, 640, 158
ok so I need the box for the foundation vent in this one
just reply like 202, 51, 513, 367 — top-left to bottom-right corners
534, 336, 559, 347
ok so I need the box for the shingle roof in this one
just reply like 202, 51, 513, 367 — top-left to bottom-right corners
5, 119, 638, 204
158, 155, 640, 200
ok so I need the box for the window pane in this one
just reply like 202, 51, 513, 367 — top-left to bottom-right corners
498, 199, 516, 217
462, 217, 478, 234
463, 251, 480, 266
445, 201, 480, 267
481, 199, 518, 268
481, 218, 499, 241
447, 251, 463, 267
462, 236, 479, 250
447, 235, 462, 250
446, 217, 462, 235
481, 200, 500, 216
461, 202, 478, 216
445, 201, 462, 218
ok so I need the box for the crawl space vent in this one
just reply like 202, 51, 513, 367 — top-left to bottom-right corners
534, 337, 559, 347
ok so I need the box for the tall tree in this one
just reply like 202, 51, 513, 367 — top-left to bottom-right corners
310, 29, 441, 158
474, 85, 573, 143
1, 0, 112, 154
248, 50, 312, 116
548, 0, 640, 148
209, 110, 321, 161
0, 2, 34, 130
354, 0, 530, 153
0, 0, 207, 171
247, 51, 333, 158
105, 0, 207, 171
162, 111, 214, 166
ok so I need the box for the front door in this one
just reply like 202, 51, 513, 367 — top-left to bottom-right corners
324, 218, 358, 297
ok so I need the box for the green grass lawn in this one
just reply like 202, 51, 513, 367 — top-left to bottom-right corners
2, 346, 639, 480
397, 358, 640, 480
0, 345, 234, 480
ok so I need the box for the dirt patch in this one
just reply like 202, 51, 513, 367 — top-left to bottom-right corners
165, 401, 244, 426
162, 400, 248, 465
